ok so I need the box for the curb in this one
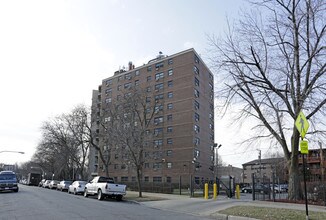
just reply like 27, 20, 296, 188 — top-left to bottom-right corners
214, 213, 259, 220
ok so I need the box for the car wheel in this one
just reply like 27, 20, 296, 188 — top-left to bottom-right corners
74, 189, 77, 195
98, 189, 103, 200
116, 195, 122, 201
84, 189, 88, 197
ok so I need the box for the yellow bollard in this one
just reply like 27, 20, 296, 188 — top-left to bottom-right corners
236, 184, 240, 199
204, 183, 208, 199
213, 183, 217, 200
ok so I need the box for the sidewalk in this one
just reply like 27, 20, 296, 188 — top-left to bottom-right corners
125, 191, 326, 220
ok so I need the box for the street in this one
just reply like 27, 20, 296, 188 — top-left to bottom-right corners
0, 185, 212, 220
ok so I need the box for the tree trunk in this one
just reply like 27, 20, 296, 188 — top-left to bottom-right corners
288, 129, 303, 200
137, 168, 142, 197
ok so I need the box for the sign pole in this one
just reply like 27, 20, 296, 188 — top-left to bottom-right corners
302, 150, 309, 220
295, 111, 310, 220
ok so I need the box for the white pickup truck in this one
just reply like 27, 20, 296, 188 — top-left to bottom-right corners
83, 176, 126, 201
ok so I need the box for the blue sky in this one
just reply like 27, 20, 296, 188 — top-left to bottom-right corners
0, 0, 263, 167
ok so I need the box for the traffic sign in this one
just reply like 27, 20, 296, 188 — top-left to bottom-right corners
300, 140, 308, 154
295, 111, 309, 139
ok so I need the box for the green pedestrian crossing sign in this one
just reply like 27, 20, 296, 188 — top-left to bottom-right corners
295, 111, 309, 139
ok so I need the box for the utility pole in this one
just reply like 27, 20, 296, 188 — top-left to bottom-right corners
258, 150, 262, 182
319, 141, 325, 206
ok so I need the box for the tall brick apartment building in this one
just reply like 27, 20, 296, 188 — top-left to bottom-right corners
89, 48, 215, 186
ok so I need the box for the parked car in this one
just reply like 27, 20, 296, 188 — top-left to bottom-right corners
57, 180, 73, 191
84, 176, 126, 201
254, 184, 270, 194
39, 179, 46, 187
43, 180, 51, 188
241, 186, 252, 193
68, 181, 87, 195
0, 171, 19, 193
49, 180, 59, 189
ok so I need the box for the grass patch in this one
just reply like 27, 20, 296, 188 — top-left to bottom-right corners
124, 192, 166, 202
217, 206, 326, 220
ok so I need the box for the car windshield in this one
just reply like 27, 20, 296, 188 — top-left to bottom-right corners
0, 174, 16, 180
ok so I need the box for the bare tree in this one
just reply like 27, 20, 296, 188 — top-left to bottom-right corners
209, 0, 325, 200
104, 88, 157, 197
33, 106, 90, 180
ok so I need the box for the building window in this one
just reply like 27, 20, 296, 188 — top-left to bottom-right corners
167, 138, 173, 145
167, 163, 172, 169
118, 76, 122, 81
167, 103, 173, 110
194, 125, 200, 133
132, 176, 136, 182
125, 73, 132, 80
195, 113, 200, 122
194, 101, 200, 110
147, 76, 152, 81
147, 66, 152, 72
155, 94, 164, 100
210, 93, 214, 101
117, 85, 121, 91
155, 72, 164, 80
194, 149, 200, 158
153, 163, 162, 170
106, 79, 112, 85
154, 139, 163, 146
144, 163, 150, 169
153, 177, 162, 182
194, 89, 200, 98
168, 69, 173, 76
135, 80, 139, 86
155, 83, 164, 91
194, 65, 199, 75
209, 113, 214, 120
117, 95, 121, 101
194, 137, 200, 145
104, 117, 111, 122
121, 177, 128, 182
155, 62, 164, 70
195, 77, 199, 86
209, 83, 213, 91
154, 116, 164, 125
114, 164, 119, 169
154, 128, 163, 136
167, 126, 173, 133
105, 98, 112, 103
210, 134, 214, 141
124, 82, 132, 89
146, 86, 151, 92
154, 104, 164, 113
146, 97, 151, 103
194, 55, 200, 64
209, 73, 213, 80
209, 123, 214, 131
135, 70, 140, 76
167, 114, 172, 121
168, 58, 173, 65
166, 150, 172, 156
167, 80, 173, 87
210, 103, 214, 110
167, 92, 173, 98
144, 176, 149, 182
105, 88, 112, 95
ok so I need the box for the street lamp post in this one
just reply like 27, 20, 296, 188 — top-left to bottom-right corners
0, 150, 24, 154
213, 144, 222, 182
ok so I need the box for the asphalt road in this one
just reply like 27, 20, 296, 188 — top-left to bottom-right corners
0, 184, 212, 220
